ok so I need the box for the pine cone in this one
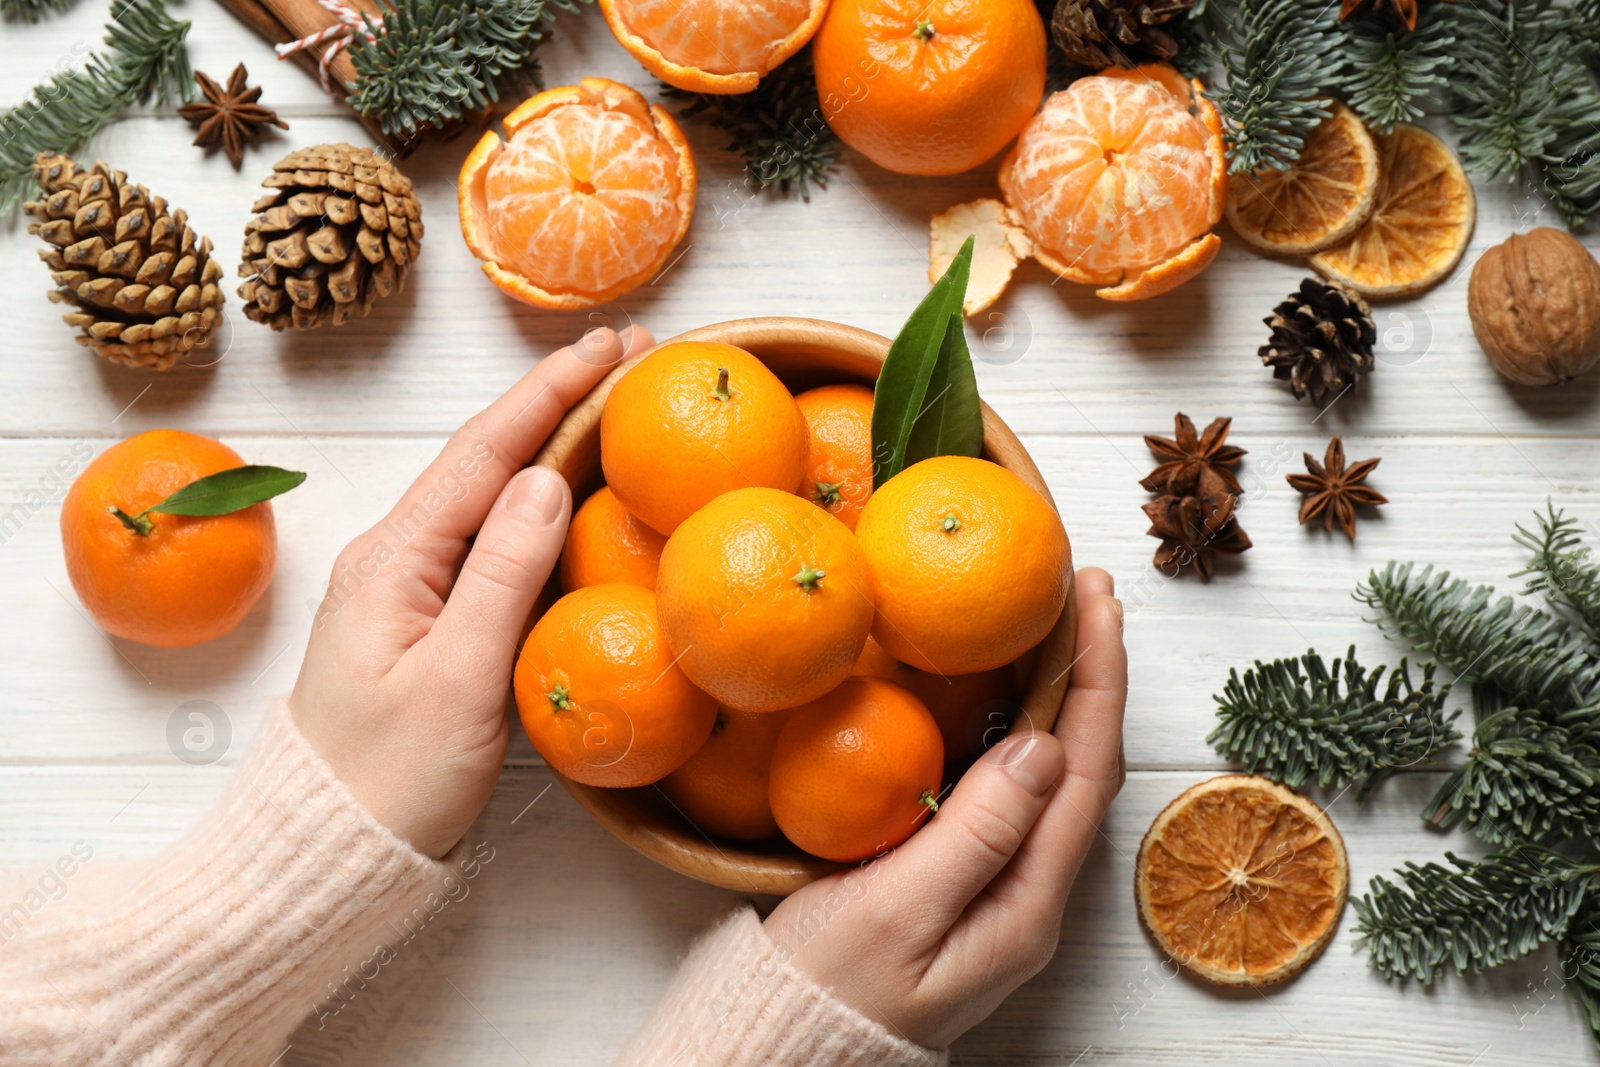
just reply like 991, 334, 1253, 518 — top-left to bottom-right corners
238, 143, 423, 331
26, 154, 224, 371
1050, 0, 1194, 70
1260, 278, 1377, 406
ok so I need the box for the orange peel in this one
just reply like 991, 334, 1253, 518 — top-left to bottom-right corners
929, 198, 1034, 316
458, 77, 696, 310
998, 63, 1226, 302
599, 0, 828, 95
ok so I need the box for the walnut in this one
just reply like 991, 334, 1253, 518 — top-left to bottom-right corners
1468, 227, 1600, 386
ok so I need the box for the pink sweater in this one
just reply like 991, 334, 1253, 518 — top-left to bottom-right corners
0, 703, 944, 1067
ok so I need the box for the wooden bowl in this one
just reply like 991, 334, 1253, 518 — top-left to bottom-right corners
530, 317, 1078, 895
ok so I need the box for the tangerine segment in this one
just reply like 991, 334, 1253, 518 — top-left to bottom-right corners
1309, 123, 1476, 299
770, 676, 944, 862
656, 487, 875, 713
1135, 775, 1349, 987
999, 63, 1225, 296
813, 0, 1047, 176
514, 583, 717, 788
458, 78, 695, 310
1225, 101, 1379, 256
602, 0, 828, 94
601, 341, 810, 535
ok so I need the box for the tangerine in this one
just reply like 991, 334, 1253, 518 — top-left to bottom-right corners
61, 430, 276, 648
514, 583, 717, 788
851, 639, 1017, 762
769, 676, 944, 862
794, 384, 875, 531
659, 708, 791, 840
812, 0, 1047, 176
601, 341, 809, 535
855, 455, 1070, 675
601, 0, 829, 94
655, 487, 874, 712
559, 486, 668, 592
458, 78, 696, 309
999, 63, 1226, 301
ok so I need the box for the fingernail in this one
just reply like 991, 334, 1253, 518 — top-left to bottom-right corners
507, 468, 567, 526
1000, 734, 1063, 797
574, 327, 624, 367
1110, 597, 1124, 624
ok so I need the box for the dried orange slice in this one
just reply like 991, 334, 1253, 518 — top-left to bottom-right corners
458, 78, 696, 310
999, 63, 1226, 302
1309, 124, 1476, 299
601, 0, 828, 94
1225, 101, 1379, 256
1135, 775, 1349, 987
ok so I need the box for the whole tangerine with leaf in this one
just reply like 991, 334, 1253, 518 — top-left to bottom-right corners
601, 340, 809, 535
659, 707, 792, 840
655, 486, 874, 713
812, 0, 1047, 176
514, 582, 717, 788
559, 485, 668, 592
999, 63, 1226, 301
795, 383, 875, 531
60, 429, 304, 648
458, 78, 695, 309
601, 0, 829, 94
769, 675, 945, 862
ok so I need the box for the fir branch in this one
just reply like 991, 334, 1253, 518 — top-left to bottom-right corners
1353, 845, 1598, 983
1514, 503, 1600, 637
0, 0, 192, 212
1206, 0, 1342, 172
1445, 0, 1591, 180
346, 0, 591, 139
1357, 562, 1598, 711
1209, 648, 1458, 799
1425, 689, 1600, 846
1, 0, 76, 21
1562, 898, 1600, 1052
1537, 122, 1600, 232
1336, 6, 1453, 133
661, 48, 839, 201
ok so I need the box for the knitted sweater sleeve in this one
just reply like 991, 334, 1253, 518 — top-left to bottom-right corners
0, 700, 461, 1067
614, 904, 950, 1067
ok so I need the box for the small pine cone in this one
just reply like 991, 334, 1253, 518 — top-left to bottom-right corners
1260, 278, 1377, 406
1050, 0, 1195, 70
238, 143, 423, 331
25, 153, 225, 371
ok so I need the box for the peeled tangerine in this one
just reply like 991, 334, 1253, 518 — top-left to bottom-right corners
996, 63, 1226, 303
601, 0, 828, 94
458, 78, 696, 309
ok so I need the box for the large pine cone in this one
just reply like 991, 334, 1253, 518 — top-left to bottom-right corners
26, 154, 224, 371
1260, 278, 1377, 406
238, 144, 423, 331
1051, 0, 1195, 70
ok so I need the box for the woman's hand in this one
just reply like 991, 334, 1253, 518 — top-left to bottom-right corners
764, 567, 1127, 1050
290, 326, 654, 858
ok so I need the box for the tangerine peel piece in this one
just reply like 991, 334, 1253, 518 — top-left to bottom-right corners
929, 198, 1034, 316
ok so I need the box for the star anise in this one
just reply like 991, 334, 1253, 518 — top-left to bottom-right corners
177, 65, 288, 167
1141, 413, 1247, 499
1143, 492, 1253, 580
1286, 437, 1387, 540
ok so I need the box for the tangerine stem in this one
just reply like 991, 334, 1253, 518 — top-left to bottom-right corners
712, 366, 733, 401
940, 512, 962, 533
108, 505, 154, 536
815, 481, 844, 507
919, 789, 940, 812
914, 19, 934, 40
792, 565, 826, 590
546, 682, 572, 711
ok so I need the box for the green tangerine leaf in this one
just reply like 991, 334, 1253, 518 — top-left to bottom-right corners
903, 313, 983, 469
871, 234, 977, 488
146, 465, 307, 517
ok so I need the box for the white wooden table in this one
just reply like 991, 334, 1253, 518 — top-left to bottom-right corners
2, 6, 1596, 1064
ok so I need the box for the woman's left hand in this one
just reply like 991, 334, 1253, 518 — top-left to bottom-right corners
291, 325, 654, 858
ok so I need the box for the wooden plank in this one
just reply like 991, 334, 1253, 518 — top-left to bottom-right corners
0, 766, 1587, 1064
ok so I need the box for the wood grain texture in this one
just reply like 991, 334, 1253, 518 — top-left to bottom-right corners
2, 4, 1598, 1064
